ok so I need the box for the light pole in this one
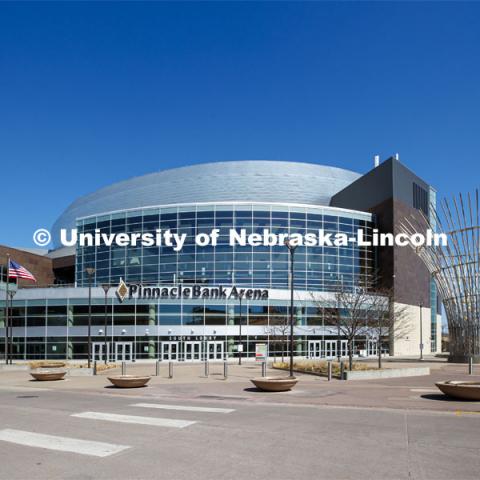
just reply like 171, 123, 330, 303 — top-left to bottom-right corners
85, 267, 95, 368
285, 239, 297, 378
101, 284, 110, 365
337, 274, 343, 363
7, 289, 16, 365
419, 303, 423, 360
238, 296, 243, 365
4, 256, 10, 364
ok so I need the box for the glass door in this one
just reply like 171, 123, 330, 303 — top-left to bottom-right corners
115, 342, 133, 361
161, 341, 179, 361
92, 342, 109, 362
324, 340, 337, 358
184, 341, 202, 361
207, 341, 224, 360
367, 340, 377, 356
308, 340, 322, 358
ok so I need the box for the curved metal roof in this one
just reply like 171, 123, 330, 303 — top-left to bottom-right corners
51, 160, 360, 246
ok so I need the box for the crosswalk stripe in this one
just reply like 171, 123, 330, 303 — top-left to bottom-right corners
131, 403, 235, 414
71, 411, 195, 428
0, 386, 50, 392
0, 429, 129, 457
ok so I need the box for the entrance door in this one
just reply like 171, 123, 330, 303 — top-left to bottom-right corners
207, 341, 224, 361
340, 340, 348, 357
308, 340, 322, 358
93, 342, 110, 362
161, 341, 179, 361
115, 342, 133, 361
367, 340, 377, 356
184, 341, 202, 361
324, 340, 337, 358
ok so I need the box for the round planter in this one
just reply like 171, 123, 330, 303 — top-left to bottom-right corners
30, 370, 66, 381
107, 375, 151, 388
435, 381, 480, 400
40, 362, 66, 369
251, 376, 298, 392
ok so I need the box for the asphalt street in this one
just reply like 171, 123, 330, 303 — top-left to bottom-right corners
0, 363, 480, 480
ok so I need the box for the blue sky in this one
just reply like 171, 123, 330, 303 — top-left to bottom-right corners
1, 1, 479, 247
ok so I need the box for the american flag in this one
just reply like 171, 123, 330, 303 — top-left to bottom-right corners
8, 260, 37, 282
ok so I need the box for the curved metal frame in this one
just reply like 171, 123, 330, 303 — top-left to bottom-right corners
400, 190, 480, 362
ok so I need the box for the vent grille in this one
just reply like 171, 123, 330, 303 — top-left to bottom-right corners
413, 182, 429, 215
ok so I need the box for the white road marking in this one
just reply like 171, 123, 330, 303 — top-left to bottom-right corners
0, 429, 129, 457
72, 411, 196, 428
131, 403, 235, 414
0, 386, 50, 392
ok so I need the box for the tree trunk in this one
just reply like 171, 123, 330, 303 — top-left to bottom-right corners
348, 340, 353, 371
378, 342, 382, 369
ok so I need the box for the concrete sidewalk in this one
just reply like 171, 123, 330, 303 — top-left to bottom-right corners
1, 359, 479, 415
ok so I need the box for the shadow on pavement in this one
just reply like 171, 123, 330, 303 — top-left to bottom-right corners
421, 393, 475, 402
103, 385, 148, 389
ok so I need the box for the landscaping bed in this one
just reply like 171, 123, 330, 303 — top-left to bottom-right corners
272, 359, 376, 379
272, 360, 430, 380
28, 361, 116, 370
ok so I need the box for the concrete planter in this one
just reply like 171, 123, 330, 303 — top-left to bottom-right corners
108, 375, 151, 388
436, 381, 480, 400
343, 367, 430, 380
30, 370, 66, 381
40, 362, 66, 368
250, 376, 298, 392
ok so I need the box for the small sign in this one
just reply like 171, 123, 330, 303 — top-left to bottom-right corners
52, 346, 57, 352
116, 278, 128, 302
237, 344, 244, 352
255, 343, 267, 362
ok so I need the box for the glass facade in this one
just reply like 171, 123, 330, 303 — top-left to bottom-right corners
0, 295, 384, 360
1, 203, 382, 361
428, 187, 438, 352
75, 203, 374, 292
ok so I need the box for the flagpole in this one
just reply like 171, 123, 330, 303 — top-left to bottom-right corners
4, 254, 9, 364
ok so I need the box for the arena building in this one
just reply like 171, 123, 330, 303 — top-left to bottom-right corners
0, 157, 442, 361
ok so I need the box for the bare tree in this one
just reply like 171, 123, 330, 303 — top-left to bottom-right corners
332, 285, 375, 371
366, 288, 411, 368
265, 309, 289, 362
311, 281, 377, 371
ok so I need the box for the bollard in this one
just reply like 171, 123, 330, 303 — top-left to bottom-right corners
223, 360, 228, 379
327, 360, 332, 381
262, 361, 267, 377
93, 361, 97, 376
169, 361, 173, 378
204, 360, 209, 377
340, 361, 345, 380
155, 360, 160, 377
121, 361, 126, 375
469, 357, 474, 375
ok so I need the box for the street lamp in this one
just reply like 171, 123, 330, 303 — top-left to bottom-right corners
85, 267, 95, 368
285, 239, 298, 378
101, 284, 110, 365
419, 303, 423, 360
7, 289, 16, 365
337, 274, 344, 363
238, 296, 243, 365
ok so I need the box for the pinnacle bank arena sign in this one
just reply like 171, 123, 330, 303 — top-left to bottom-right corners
122, 284, 269, 302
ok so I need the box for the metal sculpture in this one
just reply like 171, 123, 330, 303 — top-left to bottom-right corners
400, 190, 480, 363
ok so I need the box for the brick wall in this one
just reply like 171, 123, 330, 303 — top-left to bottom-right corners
0, 245, 54, 286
